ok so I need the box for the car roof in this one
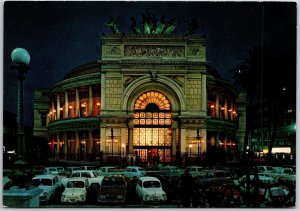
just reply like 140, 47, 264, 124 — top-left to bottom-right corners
163, 165, 178, 168
33, 174, 57, 179
126, 166, 144, 169
73, 170, 95, 173
139, 177, 160, 182
67, 177, 88, 182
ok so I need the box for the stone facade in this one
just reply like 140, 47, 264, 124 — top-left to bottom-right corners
33, 34, 244, 163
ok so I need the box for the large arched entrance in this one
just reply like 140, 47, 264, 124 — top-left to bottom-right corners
133, 91, 172, 163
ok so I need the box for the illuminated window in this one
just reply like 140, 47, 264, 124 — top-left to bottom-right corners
133, 91, 172, 162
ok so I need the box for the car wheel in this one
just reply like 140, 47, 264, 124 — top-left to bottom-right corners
91, 183, 100, 191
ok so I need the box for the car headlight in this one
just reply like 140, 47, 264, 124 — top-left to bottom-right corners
145, 194, 149, 199
61, 195, 65, 200
80, 194, 85, 200
43, 192, 48, 196
162, 194, 167, 199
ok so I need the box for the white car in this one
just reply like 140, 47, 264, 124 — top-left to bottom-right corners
45, 167, 59, 175
184, 165, 204, 177
136, 176, 167, 204
61, 170, 103, 191
31, 174, 61, 203
61, 177, 88, 204
123, 166, 146, 178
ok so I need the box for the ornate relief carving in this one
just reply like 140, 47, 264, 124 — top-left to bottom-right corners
187, 46, 204, 57
150, 70, 158, 81
123, 76, 141, 87
124, 45, 185, 58
169, 76, 184, 87
105, 45, 121, 56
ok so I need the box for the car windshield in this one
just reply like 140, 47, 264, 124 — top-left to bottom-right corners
92, 171, 100, 177
102, 178, 125, 187
32, 178, 52, 186
67, 181, 85, 188
143, 181, 161, 188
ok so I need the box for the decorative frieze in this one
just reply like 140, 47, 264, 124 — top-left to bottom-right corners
187, 46, 205, 57
124, 45, 185, 58
105, 45, 121, 56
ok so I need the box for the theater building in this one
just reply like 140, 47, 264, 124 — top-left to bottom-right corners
33, 34, 244, 163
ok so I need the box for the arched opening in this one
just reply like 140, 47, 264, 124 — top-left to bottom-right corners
133, 91, 172, 163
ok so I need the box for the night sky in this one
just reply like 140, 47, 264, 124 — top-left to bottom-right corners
3, 1, 296, 126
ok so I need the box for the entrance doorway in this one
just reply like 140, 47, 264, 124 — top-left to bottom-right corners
133, 91, 172, 163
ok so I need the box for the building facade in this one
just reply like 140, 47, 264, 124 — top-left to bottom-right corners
33, 34, 243, 163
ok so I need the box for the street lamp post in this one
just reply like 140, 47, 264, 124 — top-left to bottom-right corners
11, 48, 30, 161
110, 128, 114, 157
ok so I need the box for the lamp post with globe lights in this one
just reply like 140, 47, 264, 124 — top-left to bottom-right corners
11, 48, 30, 161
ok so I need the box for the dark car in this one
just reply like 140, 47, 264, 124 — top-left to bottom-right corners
195, 170, 231, 187
97, 175, 127, 203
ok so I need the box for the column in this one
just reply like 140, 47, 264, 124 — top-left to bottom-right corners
215, 133, 220, 147
65, 91, 69, 118
56, 133, 60, 160
230, 99, 234, 120
75, 131, 80, 160
128, 128, 134, 154
63, 132, 68, 160
127, 119, 134, 154
50, 135, 54, 157
201, 74, 207, 112
101, 73, 106, 110
200, 128, 207, 159
215, 92, 219, 118
180, 128, 186, 153
56, 94, 60, 120
89, 86, 93, 116
88, 130, 93, 156
100, 127, 106, 152
75, 88, 80, 117
51, 96, 55, 121
171, 128, 176, 160
224, 98, 228, 120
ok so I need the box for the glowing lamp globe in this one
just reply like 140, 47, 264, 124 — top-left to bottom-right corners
11, 48, 31, 65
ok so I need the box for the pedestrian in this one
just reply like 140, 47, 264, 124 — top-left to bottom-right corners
180, 169, 194, 207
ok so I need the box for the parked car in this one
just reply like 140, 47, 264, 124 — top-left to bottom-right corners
31, 174, 61, 203
233, 174, 277, 200
80, 166, 97, 171
195, 169, 231, 186
98, 166, 124, 176
123, 166, 146, 178
97, 175, 127, 203
136, 176, 167, 204
3, 176, 13, 190
61, 170, 103, 191
184, 165, 204, 177
258, 166, 276, 174
161, 165, 183, 176
65, 166, 81, 173
61, 177, 88, 204
45, 167, 59, 175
